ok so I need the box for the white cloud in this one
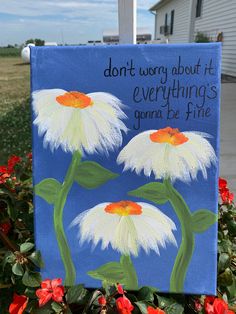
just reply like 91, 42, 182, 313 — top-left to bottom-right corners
0, 0, 155, 45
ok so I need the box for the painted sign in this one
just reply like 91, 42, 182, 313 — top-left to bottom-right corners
31, 43, 221, 294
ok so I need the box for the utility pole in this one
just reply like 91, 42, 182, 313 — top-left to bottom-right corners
118, 0, 137, 44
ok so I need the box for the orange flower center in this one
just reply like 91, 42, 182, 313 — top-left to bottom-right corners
56, 91, 93, 109
105, 201, 142, 216
149, 127, 189, 146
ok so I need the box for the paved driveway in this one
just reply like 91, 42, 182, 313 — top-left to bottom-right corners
220, 83, 236, 193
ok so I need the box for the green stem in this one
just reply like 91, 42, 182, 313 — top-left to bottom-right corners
164, 179, 194, 293
121, 255, 139, 290
53, 151, 81, 286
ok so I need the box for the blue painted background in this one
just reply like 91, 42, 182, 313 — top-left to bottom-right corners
31, 43, 221, 294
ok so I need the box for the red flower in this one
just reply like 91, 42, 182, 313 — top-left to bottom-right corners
219, 177, 234, 205
0, 221, 11, 235
36, 278, 64, 307
27, 152, 32, 160
117, 283, 125, 294
9, 293, 28, 314
116, 296, 134, 314
219, 178, 227, 191
221, 188, 234, 205
8, 155, 21, 173
98, 296, 106, 306
0, 166, 8, 173
204, 296, 233, 314
0, 173, 11, 184
194, 298, 202, 312
147, 306, 165, 314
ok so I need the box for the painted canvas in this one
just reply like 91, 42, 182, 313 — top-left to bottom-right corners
31, 43, 221, 294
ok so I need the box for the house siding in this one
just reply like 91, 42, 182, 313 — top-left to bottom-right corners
195, 0, 236, 76
155, 0, 190, 43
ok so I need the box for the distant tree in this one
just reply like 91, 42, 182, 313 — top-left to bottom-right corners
195, 32, 210, 43
25, 38, 45, 46
34, 38, 45, 46
25, 38, 35, 45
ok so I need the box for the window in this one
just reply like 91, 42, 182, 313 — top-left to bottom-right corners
196, 0, 203, 18
170, 10, 175, 35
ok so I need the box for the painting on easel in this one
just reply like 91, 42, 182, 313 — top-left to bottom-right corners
31, 43, 221, 294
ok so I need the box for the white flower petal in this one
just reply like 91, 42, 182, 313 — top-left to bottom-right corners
117, 129, 217, 182
71, 202, 177, 257
32, 89, 128, 155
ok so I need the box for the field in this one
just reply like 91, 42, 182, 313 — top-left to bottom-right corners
0, 57, 31, 163
0, 47, 21, 58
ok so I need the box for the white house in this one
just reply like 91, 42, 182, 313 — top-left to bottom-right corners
149, 0, 236, 76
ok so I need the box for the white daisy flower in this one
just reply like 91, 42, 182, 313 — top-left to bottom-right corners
32, 89, 128, 154
71, 200, 177, 257
117, 127, 217, 183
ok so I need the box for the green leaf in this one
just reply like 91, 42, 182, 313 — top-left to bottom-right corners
128, 182, 169, 204
137, 286, 157, 302
66, 284, 88, 304
12, 262, 24, 276
87, 261, 124, 283
51, 302, 63, 313
134, 301, 148, 313
25, 287, 38, 299
191, 209, 217, 233
165, 303, 184, 314
28, 250, 44, 268
218, 253, 231, 273
156, 295, 175, 308
35, 178, 61, 204
218, 268, 234, 287
88, 255, 138, 290
227, 277, 236, 302
2, 252, 15, 270
74, 161, 118, 189
227, 220, 236, 236
22, 270, 42, 287
5, 199, 18, 221
20, 242, 34, 253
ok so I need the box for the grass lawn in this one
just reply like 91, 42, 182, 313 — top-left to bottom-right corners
0, 57, 31, 163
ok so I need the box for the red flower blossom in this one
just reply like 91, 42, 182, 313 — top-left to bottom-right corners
9, 293, 28, 314
0, 173, 11, 184
116, 295, 134, 314
27, 152, 32, 159
0, 166, 8, 173
147, 306, 165, 314
219, 178, 227, 191
204, 296, 233, 314
221, 188, 234, 205
0, 221, 11, 235
117, 283, 125, 294
98, 296, 107, 306
219, 177, 234, 205
194, 298, 202, 312
36, 278, 64, 307
8, 155, 21, 173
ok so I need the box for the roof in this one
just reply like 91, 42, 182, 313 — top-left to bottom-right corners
149, 0, 172, 11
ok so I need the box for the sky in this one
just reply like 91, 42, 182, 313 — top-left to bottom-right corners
0, 0, 157, 46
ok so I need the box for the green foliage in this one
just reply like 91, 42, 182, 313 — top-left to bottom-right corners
195, 32, 211, 43
74, 161, 118, 189
0, 155, 236, 313
88, 255, 138, 290
128, 182, 169, 204
25, 38, 45, 46
35, 179, 62, 204
0, 47, 21, 57
218, 202, 236, 304
191, 209, 218, 233
0, 98, 31, 163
